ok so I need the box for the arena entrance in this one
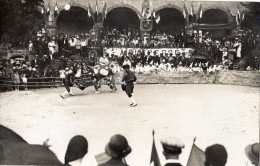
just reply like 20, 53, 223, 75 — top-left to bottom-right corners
56, 6, 94, 34
199, 9, 231, 37
103, 7, 140, 31
153, 8, 185, 34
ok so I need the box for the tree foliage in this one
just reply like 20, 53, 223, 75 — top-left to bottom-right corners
0, 0, 44, 47
241, 2, 260, 33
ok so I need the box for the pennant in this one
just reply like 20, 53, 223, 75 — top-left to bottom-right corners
190, 2, 194, 17
47, 3, 50, 15
95, 0, 98, 15
88, 3, 94, 18
153, 11, 156, 18
102, 2, 107, 19
155, 14, 160, 24
196, 4, 202, 22
186, 139, 205, 166
41, 7, 44, 15
150, 130, 161, 166
183, 3, 188, 18
242, 13, 245, 20
54, 2, 59, 16
236, 5, 241, 25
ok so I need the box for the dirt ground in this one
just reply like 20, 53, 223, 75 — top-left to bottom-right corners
0, 84, 259, 166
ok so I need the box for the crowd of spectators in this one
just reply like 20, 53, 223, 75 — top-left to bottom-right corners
0, 27, 260, 91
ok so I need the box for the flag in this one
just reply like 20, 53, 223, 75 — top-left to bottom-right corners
183, 3, 188, 18
155, 14, 160, 24
54, 2, 59, 16
196, 4, 202, 22
153, 11, 156, 18
88, 3, 94, 18
190, 4, 193, 17
236, 5, 241, 25
47, 3, 50, 15
186, 140, 205, 166
95, 0, 98, 15
150, 130, 161, 166
102, 2, 107, 19
41, 7, 44, 15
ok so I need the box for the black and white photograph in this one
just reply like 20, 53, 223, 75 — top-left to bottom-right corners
0, 0, 259, 165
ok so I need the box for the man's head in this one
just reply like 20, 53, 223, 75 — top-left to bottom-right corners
205, 144, 228, 166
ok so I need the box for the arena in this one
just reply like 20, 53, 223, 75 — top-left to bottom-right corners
1, 0, 260, 165
0, 84, 258, 166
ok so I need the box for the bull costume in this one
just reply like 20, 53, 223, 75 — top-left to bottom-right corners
60, 64, 117, 98
121, 64, 137, 107
91, 64, 117, 94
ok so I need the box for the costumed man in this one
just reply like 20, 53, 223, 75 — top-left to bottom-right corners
60, 66, 78, 99
160, 137, 185, 166
121, 64, 137, 107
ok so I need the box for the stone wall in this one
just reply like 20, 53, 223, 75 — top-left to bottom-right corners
114, 71, 260, 87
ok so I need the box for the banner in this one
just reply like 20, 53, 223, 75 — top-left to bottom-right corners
103, 48, 194, 57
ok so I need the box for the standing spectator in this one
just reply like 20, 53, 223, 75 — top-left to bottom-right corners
205, 144, 228, 166
98, 134, 131, 166
28, 40, 33, 52
64, 135, 88, 166
12, 67, 20, 91
245, 143, 259, 166
75, 37, 82, 56
31, 55, 40, 68
160, 137, 185, 166
233, 37, 242, 59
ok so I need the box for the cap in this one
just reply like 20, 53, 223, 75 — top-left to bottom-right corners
161, 137, 184, 155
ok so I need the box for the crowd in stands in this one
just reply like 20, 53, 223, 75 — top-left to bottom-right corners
1, 27, 260, 91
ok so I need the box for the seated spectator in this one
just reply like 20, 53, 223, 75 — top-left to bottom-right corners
160, 137, 185, 166
64, 135, 88, 166
98, 134, 131, 166
245, 143, 259, 166
204, 144, 228, 166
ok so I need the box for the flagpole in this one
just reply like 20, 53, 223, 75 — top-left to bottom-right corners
186, 137, 196, 166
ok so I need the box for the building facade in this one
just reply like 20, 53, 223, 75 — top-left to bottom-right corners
43, 0, 247, 37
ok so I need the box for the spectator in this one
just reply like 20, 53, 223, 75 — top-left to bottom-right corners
237, 58, 247, 71
160, 137, 185, 166
204, 144, 228, 166
12, 67, 20, 91
98, 134, 131, 166
64, 135, 88, 166
245, 143, 259, 166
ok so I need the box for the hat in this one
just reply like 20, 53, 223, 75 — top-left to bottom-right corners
205, 144, 228, 166
245, 143, 259, 165
105, 134, 131, 158
161, 137, 185, 155
65, 135, 88, 164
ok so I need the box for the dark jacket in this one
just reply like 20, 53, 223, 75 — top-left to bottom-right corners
98, 158, 128, 166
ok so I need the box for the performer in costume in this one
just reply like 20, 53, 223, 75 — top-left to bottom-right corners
121, 64, 137, 107
60, 65, 78, 99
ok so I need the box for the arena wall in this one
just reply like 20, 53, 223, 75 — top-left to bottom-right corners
114, 71, 260, 87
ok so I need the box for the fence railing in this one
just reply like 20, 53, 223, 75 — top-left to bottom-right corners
0, 77, 63, 91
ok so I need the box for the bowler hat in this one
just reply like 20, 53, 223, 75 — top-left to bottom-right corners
205, 144, 227, 166
245, 143, 259, 165
105, 134, 131, 158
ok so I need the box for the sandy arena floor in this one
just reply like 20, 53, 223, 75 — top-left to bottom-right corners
0, 84, 259, 166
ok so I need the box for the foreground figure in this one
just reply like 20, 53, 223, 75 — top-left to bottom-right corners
121, 64, 137, 107
98, 134, 131, 166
